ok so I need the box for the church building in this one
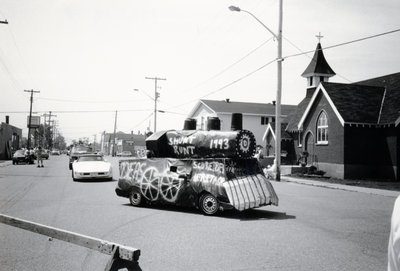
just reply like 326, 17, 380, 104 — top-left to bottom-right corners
285, 42, 400, 180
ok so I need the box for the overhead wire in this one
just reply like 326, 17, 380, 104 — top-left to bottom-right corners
165, 27, 400, 111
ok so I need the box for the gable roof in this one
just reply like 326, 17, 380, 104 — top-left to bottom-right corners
263, 122, 292, 142
301, 43, 336, 78
297, 82, 386, 129
195, 99, 297, 117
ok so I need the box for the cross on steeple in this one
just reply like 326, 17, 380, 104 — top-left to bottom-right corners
316, 32, 324, 43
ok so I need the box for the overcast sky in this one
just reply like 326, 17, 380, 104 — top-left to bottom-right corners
0, 0, 399, 145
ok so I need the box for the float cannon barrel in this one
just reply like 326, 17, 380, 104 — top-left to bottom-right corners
146, 129, 256, 159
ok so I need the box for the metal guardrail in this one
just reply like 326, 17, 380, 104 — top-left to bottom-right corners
0, 214, 141, 271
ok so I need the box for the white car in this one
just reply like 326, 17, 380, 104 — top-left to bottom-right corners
72, 154, 113, 181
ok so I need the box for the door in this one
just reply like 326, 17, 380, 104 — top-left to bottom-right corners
304, 132, 315, 165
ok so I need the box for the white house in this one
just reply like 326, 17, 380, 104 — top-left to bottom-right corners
187, 99, 296, 146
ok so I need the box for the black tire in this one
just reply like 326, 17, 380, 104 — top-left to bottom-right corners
69, 163, 72, 170
129, 189, 143, 206
72, 170, 77, 182
199, 193, 220, 215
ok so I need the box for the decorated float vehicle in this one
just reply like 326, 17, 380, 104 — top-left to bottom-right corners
115, 114, 279, 215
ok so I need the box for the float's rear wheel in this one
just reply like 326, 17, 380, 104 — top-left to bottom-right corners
199, 193, 220, 215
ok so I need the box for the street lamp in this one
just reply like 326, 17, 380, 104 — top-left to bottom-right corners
229, 2, 283, 181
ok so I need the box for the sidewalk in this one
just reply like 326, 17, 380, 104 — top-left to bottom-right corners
281, 176, 400, 198
0, 160, 12, 168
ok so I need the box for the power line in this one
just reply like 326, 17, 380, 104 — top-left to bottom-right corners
166, 58, 277, 110
166, 27, 400, 110
284, 28, 400, 60
36, 97, 149, 104
0, 109, 153, 114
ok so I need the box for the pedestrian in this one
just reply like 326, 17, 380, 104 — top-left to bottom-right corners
37, 146, 44, 168
388, 195, 400, 271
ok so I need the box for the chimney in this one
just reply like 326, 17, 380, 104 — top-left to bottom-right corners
5, 115, 9, 124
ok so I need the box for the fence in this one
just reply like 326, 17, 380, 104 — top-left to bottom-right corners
0, 214, 141, 271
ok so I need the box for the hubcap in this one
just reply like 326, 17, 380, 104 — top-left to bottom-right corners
131, 193, 141, 205
203, 196, 218, 214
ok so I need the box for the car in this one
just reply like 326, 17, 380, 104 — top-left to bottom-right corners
116, 151, 132, 157
71, 154, 113, 181
69, 145, 92, 170
12, 150, 34, 165
51, 150, 61, 155
40, 150, 49, 159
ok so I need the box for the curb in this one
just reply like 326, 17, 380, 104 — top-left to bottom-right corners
281, 176, 400, 198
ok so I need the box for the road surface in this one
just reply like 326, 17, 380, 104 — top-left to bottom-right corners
0, 155, 397, 270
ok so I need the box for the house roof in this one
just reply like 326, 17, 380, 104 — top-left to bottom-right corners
301, 43, 336, 78
197, 99, 297, 116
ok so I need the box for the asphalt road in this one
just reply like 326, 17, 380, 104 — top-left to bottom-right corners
0, 155, 397, 270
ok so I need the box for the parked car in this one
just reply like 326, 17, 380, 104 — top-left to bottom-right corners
51, 150, 61, 155
40, 150, 49, 159
71, 154, 113, 181
12, 150, 34, 165
116, 151, 132, 157
69, 145, 92, 170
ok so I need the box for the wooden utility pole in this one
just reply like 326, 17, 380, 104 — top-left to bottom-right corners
145, 76, 166, 133
112, 111, 118, 156
24, 89, 40, 149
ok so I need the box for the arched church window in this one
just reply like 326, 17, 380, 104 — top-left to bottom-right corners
317, 111, 328, 144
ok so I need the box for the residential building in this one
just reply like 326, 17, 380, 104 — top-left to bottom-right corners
0, 116, 22, 160
187, 99, 297, 146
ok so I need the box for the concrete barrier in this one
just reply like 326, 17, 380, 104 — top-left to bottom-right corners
0, 214, 141, 271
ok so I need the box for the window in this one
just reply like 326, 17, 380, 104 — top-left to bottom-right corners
261, 116, 269, 125
298, 132, 302, 147
317, 111, 328, 144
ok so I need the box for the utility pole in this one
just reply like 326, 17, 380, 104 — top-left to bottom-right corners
47, 111, 57, 149
112, 111, 118, 156
145, 76, 166, 133
24, 89, 40, 149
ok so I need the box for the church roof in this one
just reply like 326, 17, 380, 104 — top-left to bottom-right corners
322, 82, 384, 124
355, 72, 400, 124
285, 97, 312, 132
301, 43, 336, 78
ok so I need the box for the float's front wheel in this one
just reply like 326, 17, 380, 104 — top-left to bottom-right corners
129, 190, 143, 206
199, 193, 220, 215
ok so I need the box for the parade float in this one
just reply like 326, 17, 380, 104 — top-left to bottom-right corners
115, 113, 278, 215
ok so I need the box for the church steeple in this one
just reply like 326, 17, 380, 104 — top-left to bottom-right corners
302, 35, 336, 89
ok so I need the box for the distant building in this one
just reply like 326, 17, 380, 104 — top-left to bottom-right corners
0, 116, 22, 160
101, 131, 146, 156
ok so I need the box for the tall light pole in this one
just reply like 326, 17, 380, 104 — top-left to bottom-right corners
229, 2, 283, 181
